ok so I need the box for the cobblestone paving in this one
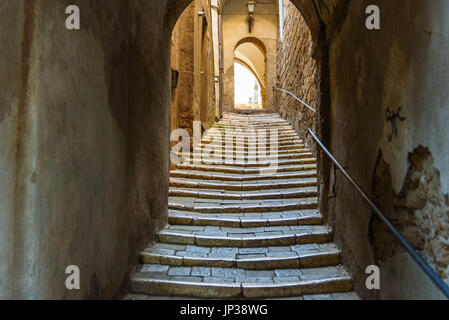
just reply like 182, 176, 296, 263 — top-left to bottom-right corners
127, 113, 359, 300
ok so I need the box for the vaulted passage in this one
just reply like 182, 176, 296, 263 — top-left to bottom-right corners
2, 0, 449, 301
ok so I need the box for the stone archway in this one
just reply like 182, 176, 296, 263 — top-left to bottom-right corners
163, 0, 338, 219
111, 0, 347, 300
6, 0, 445, 301
165, 0, 324, 41
234, 38, 267, 109
235, 36, 267, 55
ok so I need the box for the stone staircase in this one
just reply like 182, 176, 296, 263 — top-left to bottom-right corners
126, 112, 359, 300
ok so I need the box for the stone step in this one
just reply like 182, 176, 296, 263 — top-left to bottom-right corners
218, 117, 287, 121
202, 135, 302, 142
131, 265, 353, 298
210, 122, 292, 125
216, 121, 289, 124
140, 243, 341, 269
169, 177, 317, 191
189, 147, 312, 156
195, 143, 305, 151
124, 292, 361, 300
202, 131, 302, 142
175, 163, 317, 174
213, 123, 293, 128
212, 126, 294, 131
168, 197, 318, 213
218, 121, 288, 124
204, 135, 300, 142
177, 152, 314, 162
169, 169, 317, 182
169, 187, 318, 200
199, 145, 298, 151
221, 114, 280, 116
213, 122, 293, 126
196, 148, 303, 155
175, 157, 316, 168
176, 164, 316, 177
205, 125, 298, 132
127, 112, 357, 301
201, 137, 302, 145
157, 225, 331, 247
168, 209, 323, 227
220, 116, 285, 119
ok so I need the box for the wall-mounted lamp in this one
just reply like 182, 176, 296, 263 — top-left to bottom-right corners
247, 1, 257, 33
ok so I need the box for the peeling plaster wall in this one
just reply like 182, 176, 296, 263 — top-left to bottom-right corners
372, 147, 449, 299
327, 0, 449, 299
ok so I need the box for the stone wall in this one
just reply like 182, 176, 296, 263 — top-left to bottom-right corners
171, 3, 195, 135
128, 0, 171, 298
194, 0, 218, 129
211, 0, 221, 118
171, 0, 217, 134
277, 0, 449, 300
276, 0, 318, 154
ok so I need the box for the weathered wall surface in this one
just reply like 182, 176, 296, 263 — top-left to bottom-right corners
127, 0, 171, 298
211, 0, 221, 118
0, 0, 25, 299
194, 0, 218, 129
276, 0, 318, 154
171, 0, 217, 132
30, 0, 130, 299
222, 0, 278, 112
372, 147, 449, 299
0, 0, 171, 299
171, 3, 195, 135
3, 0, 449, 300
273, 0, 449, 300
326, 0, 449, 299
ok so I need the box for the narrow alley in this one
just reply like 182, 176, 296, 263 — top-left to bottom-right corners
1, 0, 449, 303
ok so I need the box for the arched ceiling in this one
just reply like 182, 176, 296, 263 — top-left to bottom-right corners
234, 42, 266, 87
166, 0, 350, 46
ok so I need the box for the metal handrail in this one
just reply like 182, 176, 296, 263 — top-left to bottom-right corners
273, 86, 317, 113
308, 129, 449, 299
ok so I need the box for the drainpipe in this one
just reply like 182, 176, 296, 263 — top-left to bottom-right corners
212, 5, 223, 117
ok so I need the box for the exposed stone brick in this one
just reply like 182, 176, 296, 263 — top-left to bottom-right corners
372, 147, 449, 280
171, 0, 217, 134
171, 3, 195, 136
276, 1, 318, 154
